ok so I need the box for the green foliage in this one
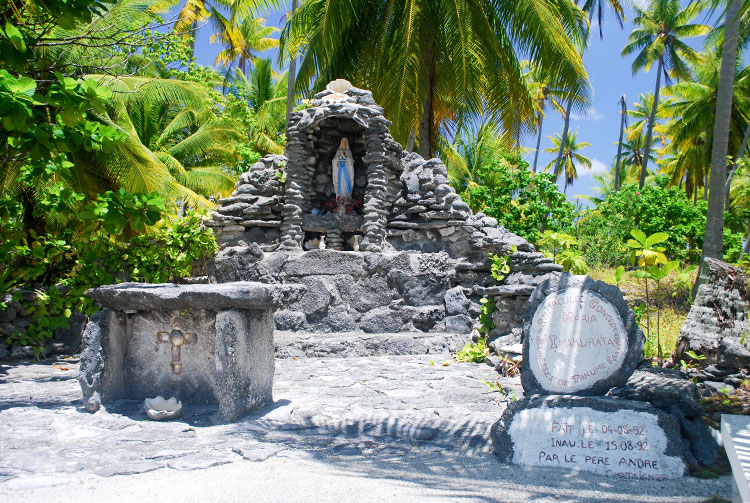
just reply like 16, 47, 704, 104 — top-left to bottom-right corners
0, 189, 217, 349
477, 298, 495, 336
489, 246, 515, 283
537, 230, 589, 274
455, 337, 488, 364
574, 180, 707, 266
456, 153, 576, 241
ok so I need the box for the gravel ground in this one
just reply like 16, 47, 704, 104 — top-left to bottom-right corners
0, 354, 732, 503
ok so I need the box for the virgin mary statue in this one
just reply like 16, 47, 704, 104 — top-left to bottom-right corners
332, 138, 354, 211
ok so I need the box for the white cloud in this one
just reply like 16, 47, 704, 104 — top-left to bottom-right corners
571, 108, 604, 121
586, 158, 610, 176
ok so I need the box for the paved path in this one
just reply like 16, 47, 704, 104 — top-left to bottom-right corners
0, 354, 732, 503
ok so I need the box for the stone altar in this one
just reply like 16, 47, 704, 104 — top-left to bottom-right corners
78, 282, 304, 422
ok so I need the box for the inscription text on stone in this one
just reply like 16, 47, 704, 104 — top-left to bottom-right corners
528, 288, 627, 393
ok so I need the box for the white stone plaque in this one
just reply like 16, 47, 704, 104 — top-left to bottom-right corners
508, 406, 685, 480
528, 288, 627, 393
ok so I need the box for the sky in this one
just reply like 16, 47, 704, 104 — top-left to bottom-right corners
187, 1, 721, 207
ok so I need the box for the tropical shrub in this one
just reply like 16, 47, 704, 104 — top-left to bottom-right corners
0, 189, 217, 351
574, 178, 707, 266
456, 152, 576, 241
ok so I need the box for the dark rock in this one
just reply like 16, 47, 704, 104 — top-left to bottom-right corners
290, 277, 333, 315
410, 306, 445, 332
284, 250, 364, 277
10, 345, 35, 359
333, 275, 392, 313
0, 306, 16, 323
445, 315, 473, 334
444, 287, 470, 316
274, 310, 307, 331
360, 307, 404, 333
673, 257, 749, 370
669, 405, 719, 467
607, 367, 704, 417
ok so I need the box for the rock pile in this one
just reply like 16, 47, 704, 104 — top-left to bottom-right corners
673, 257, 750, 373
204, 155, 286, 249
207, 83, 561, 337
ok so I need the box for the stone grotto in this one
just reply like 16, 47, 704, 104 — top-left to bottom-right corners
204, 80, 562, 343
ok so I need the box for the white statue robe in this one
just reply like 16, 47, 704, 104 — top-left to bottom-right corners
332, 141, 355, 200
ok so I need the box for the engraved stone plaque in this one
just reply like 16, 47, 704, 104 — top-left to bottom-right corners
522, 274, 645, 395
491, 396, 686, 479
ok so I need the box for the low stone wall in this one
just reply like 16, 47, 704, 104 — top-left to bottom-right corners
211, 246, 561, 338
0, 289, 87, 359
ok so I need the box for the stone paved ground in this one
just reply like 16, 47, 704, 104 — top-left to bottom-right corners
0, 353, 733, 502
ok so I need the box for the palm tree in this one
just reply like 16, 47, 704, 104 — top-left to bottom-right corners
551, 0, 625, 179
619, 132, 657, 181
622, 0, 710, 189
576, 0, 626, 38
78, 76, 240, 207
168, 0, 281, 56
544, 129, 592, 193
625, 93, 671, 145
614, 95, 627, 191
281, 0, 591, 158
662, 45, 750, 201
210, 13, 279, 75
438, 121, 508, 193
234, 58, 288, 154
523, 62, 565, 173
285, 0, 299, 129
705, 0, 745, 260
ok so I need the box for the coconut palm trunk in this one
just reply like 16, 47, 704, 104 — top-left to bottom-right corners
725, 121, 750, 210
704, 0, 742, 259
614, 94, 626, 191
532, 110, 544, 173
554, 98, 574, 181
285, 0, 298, 129
418, 50, 436, 159
640, 57, 663, 189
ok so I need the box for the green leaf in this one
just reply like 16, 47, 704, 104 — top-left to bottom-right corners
645, 232, 670, 248
630, 229, 647, 246
625, 239, 643, 249
4, 22, 26, 53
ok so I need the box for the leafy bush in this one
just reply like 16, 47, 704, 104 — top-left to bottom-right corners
454, 153, 576, 242
574, 178, 707, 266
0, 188, 217, 350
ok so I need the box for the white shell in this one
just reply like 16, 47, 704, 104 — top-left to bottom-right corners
144, 396, 182, 421
326, 79, 352, 93
322, 92, 349, 104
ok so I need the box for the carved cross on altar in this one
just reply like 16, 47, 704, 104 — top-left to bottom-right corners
155, 318, 197, 375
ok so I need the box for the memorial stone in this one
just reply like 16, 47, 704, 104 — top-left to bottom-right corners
491, 395, 687, 480
522, 274, 645, 395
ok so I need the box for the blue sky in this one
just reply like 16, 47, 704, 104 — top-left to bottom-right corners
188, 1, 720, 206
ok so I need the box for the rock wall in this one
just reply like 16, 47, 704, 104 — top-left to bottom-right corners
0, 289, 86, 359
673, 257, 750, 370
206, 84, 563, 336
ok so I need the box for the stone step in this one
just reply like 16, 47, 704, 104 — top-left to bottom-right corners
275, 331, 470, 359
473, 284, 535, 298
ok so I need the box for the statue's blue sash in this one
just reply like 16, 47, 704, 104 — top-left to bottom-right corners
338, 156, 352, 194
